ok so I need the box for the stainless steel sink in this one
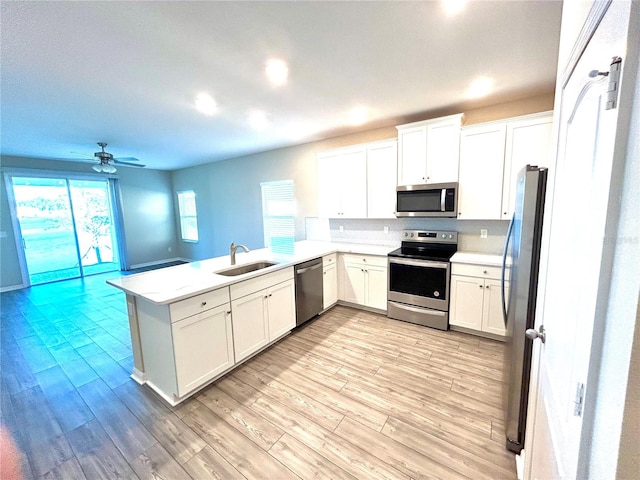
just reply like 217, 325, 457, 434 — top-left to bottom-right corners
215, 261, 278, 276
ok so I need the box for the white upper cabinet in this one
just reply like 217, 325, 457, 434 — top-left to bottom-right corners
458, 111, 553, 220
458, 122, 507, 220
317, 139, 397, 219
501, 112, 553, 219
366, 139, 397, 218
317, 146, 367, 218
396, 114, 464, 186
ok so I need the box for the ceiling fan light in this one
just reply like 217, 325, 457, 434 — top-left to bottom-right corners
92, 164, 103, 172
103, 164, 117, 173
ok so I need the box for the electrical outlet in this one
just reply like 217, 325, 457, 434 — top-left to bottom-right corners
384, 226, 389, 234
480, 229, 488, 239
339, 225, 344, 233
168, 246, 172, 252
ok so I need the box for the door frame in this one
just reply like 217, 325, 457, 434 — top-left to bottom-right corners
3, 167, 128, 287
525, 1, 640, 478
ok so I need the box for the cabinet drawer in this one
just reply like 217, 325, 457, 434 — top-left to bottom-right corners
230, 266, 294, 301
323, 253, 337, 266
451, 263, 504, 280
170, 287, 230, 322
341, 253, 388, 267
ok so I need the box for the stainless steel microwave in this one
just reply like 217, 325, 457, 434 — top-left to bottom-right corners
395, 182, 458, 217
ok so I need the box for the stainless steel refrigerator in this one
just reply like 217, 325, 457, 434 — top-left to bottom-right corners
501, 165, 548, 454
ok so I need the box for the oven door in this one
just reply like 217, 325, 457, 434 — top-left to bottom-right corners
387, 257, 450, 311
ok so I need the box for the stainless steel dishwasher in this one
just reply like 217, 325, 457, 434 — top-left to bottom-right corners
294, 257, 324, 326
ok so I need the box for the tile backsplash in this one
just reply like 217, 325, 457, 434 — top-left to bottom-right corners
305, 217, 509, 254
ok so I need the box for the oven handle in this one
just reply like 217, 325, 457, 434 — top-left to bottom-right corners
389, 258, 449, 269
440, 188, 446, 212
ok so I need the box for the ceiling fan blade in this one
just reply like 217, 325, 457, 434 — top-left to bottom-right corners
70, 151, 94, 158
114, 156, 140, 162
113, 159, 146, 167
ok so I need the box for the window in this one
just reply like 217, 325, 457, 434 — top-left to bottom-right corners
177, 190, 198, 242
261, 180, 295, 253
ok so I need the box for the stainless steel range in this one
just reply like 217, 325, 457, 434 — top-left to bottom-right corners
387, 230, 458, 330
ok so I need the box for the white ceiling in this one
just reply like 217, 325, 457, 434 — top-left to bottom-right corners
1, 1, 562, 171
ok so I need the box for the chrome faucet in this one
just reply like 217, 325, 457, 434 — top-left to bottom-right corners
230, 242, 250, 265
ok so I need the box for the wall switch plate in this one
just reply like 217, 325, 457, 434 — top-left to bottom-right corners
339, 225, 344, 232
0, 231, 7, 238
384, 226, 389, 234
168, 246, 172, 252
480, 229, 488, 239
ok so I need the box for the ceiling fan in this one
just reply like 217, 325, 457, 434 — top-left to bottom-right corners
73, 142, 146, 173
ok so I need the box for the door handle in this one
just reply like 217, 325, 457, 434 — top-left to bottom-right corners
525, 325, 546, 343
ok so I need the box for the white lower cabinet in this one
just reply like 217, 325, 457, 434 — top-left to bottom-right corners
323, 254, 338, 309
230, 268, 296, 363
449, 263, 509, 338
230, 290, 270, 362
340, 254, 387, 310
136, 268, 296, 405
172, 304, 234, 396
137, 286, 234, 404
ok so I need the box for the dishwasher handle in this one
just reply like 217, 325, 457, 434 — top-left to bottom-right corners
296, 263, 322, 275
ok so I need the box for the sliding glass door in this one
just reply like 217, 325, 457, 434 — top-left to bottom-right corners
10, 176, 121, 285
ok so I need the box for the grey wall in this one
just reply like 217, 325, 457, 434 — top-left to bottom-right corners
0, 156, 178, 289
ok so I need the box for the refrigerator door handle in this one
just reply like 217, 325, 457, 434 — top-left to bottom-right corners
501, 213, 515, 326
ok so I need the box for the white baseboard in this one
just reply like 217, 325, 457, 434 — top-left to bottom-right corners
0, 283, 26, 293
128, 257, 191, 270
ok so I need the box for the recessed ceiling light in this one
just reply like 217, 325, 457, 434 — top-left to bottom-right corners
466, 77, 494, 98
195, 93, 217, 116
248, 110, 269, 130
348, 106, 369, 126
265, 59, 289, 86
441, 0, 468, 16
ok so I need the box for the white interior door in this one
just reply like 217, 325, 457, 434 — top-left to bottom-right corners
525, 3, 629, 479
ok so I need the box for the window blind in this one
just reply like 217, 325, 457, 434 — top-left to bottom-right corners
261, 180, 295, 253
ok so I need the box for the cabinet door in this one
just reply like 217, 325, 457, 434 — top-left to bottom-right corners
501, 115, 553, 219
367, 140, 397, 218
397, 126, 427, 186
317, 152, 342, 217
342, 262, 366, 305
340, 147, 368, 218
426, 119, 461, 184
482, 279, 508, 336
323, 263, 338, 309
458, 123, 507, 219
172, 304, 234, 396
365, 264, 388, 310
231, 290, 269, 362
449, 275, 484, 330
267, 279, 296, 340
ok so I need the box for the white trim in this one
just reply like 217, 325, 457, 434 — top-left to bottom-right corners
128, 257, 191, 270
560, 0, 611, 88
130, 369, 146, 385
0, 283, 27, 293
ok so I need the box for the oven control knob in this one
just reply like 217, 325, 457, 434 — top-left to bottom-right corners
449, 234, 453, 239
410, 232, 414, 237
434, 291, 440, 297
403, 232, 408, 238
441, 234, 446, 239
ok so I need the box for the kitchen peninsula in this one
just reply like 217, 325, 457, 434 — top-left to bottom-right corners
107, 241, 394, 405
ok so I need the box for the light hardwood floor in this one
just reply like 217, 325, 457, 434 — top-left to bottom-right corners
1, 273, 516, 479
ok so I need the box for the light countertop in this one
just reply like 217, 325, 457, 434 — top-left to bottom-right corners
107, 241, 396, 305
450, 251, 510, 267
